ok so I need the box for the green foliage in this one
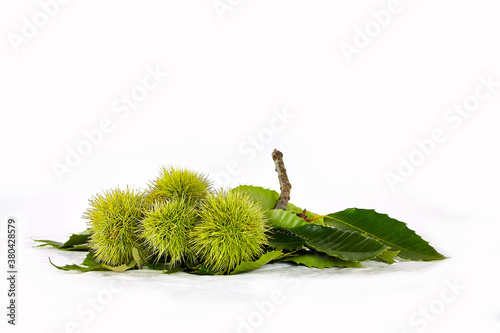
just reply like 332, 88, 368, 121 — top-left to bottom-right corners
230, 250, 284, 275
232, 185, 280, 210
83, 187, 147, 266
325, 209, 446, 261
282, 252, 363, 268
266, 209, 388, 261
140, 197, 198, 267
146, 166, 211, 204
375, 250, 400, 264
39, 179, 447, 275
190, 190, 269, 273
291, 224, 388, 261
266, 209, 308, 229
50, 251, 138, 273
266, 228, 305, 251
50, 252, 109, 272
35, 230, 91, 251
102, 262, 137, 272
132, 247, 145, 269
188, 265, 218, 275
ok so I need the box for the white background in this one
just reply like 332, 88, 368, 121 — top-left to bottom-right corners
1, 1, 499, 332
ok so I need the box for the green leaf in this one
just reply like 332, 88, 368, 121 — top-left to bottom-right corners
232, 185, 279, 210
81, 251, 100, 267
189, 265, 217, 275
267, 228, 305, 251
292, 224, 388, 261
231, 186, 322, 223
375, 250, 400, 264
49, 252, 108, 272
143, 261, 186, 274
60, 230, 92, 247
285, 202, 305, 215
132, 248, 143, 269
49, 259, 105, 272
50, 252, 138, 273
164, 267, 185, 275
282, 252, 363, 268
102, 262, 136, 273
285, 203, 321, 222
266, 209, 308, 229
36, 239, 64, 248
65, 245, 91, 251
35, 229, 92, 251
143, 261, 169, 271
266, 210, 388, 261
325, 209, 447, 261
143, 261, 185, 274
230, 250, 284, 275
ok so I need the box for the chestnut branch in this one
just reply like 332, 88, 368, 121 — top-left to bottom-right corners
272, 149, 291, 210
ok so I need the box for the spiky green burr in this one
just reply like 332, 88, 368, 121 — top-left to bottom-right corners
145, 166, 212, 205
83, 187, 146, 266
190, 189, 269, 273
140, 197, 198, 267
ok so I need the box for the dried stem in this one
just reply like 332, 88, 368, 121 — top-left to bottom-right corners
272, 149, 291, 210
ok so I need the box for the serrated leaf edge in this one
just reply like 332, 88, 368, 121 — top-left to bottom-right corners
326, 209, 447, 261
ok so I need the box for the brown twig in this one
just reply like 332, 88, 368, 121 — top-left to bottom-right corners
272, 149, 291, 210
296, 209, 312, 222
